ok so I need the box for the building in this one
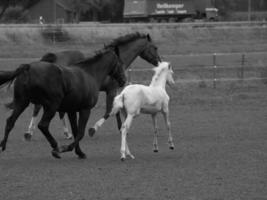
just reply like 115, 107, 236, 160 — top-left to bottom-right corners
27, 0, 76, 23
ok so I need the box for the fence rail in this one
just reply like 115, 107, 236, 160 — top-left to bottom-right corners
0, 52, 267, 87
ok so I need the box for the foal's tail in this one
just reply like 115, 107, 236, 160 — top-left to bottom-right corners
0, 64, 30, 87
110, 93, 124, 116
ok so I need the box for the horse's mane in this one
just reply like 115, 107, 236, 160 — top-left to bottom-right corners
105, 32, 150, 48
75, 48, 112, 66
40, 52, 57, 63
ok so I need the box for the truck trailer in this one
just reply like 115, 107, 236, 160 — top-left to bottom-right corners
123, 0, 218, 22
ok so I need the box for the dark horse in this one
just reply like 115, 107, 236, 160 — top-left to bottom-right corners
0, 46, 126, 159
25, 32, 161, 139
24, 50, 86, 140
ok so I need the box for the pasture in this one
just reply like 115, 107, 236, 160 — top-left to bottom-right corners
1, 86, 267, 199
0, 23, 267, 199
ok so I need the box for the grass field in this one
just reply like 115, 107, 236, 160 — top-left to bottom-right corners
0, 23, 267, 200
0, 86, 267, 200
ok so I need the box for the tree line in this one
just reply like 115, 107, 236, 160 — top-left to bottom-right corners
0, 0, 124, 22
1, 0, 267, 23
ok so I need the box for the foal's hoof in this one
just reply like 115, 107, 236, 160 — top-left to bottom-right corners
51, 149, 61, 159
64, 132, 73, 140
24, 133, 32, 141
169, 146, 174, 150
120, 157, 126, 162
88, 128, 96, 137
153, 149, 159, 153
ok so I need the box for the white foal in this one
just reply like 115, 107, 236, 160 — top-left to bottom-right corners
111, 61, 175, 161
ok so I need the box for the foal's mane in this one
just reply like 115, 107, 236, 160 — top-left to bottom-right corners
150, 63, 168, 85
105, 32, 151, 48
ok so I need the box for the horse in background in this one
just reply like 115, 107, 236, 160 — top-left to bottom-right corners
25, 50, 85, 140
0, 46, 126, 159
110, 62, 175, 161
25, 32, 161, 141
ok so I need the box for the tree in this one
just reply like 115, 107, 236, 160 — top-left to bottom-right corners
0, 0, 41, 20
0, 0, 10, 19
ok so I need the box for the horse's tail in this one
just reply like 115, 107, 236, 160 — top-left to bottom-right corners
110, 93, 124, 116
0, 64, 30, 87
0, 64, 30, 110
40, 52, 57, 63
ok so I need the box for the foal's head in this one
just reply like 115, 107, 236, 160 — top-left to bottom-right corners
152, 62, 175, 86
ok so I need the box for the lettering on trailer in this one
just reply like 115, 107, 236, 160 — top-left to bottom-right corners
155, 3, 187, 14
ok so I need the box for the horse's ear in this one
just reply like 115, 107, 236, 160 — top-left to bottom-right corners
146, 34, 152, 41
168, 62, 171, 69
114, 45, 120, 58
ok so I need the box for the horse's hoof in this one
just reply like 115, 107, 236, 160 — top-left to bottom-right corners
169, 146, 174, 150
59, 145, 69, 153
24, 133, 32, 141
88, 128, 96, 137
51, 149, 61, 159
153, 149, 159, 153
0, 141, 6, 152
120, 157, 126, 162
78, 153, 87, 159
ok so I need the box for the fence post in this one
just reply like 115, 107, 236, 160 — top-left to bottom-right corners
213, 53, 217, 88
240, 53, 245, 81
127, 69, 132, 85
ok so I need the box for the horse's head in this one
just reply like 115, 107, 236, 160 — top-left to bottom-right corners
110, 46, 127, 87
139, 34, 161, 66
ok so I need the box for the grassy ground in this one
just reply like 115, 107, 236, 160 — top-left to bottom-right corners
0, 86, 267, 200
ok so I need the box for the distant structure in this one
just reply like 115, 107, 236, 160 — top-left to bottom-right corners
27, 0, 76, 23
39, 16, 44, 24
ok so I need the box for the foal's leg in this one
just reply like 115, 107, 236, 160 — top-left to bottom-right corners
37, 107, 60, 158
67, 112, 86, 159
89, 90, 117, 137
60, 110, 90, 155
162, 111, 174, 150
151, 114, 159, 152
24, 104, 42, 141
125, 141, 135, 159
120, 114, 134, 161
0, 102, 29, 151
59, 112, 72, 139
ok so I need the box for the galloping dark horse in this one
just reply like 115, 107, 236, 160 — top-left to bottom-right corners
0, 46, 126, 159
24, 50, 85, 140
25, 32, 161, 139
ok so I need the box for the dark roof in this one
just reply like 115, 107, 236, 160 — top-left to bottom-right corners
56, 0, 74, 12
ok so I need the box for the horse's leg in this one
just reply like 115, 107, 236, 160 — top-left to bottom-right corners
60, 110, 90, 156
37, 107, 60, 158
59, 112, 72, 139
24, 104, 42, 141
0, 101, 29, 151
120, 114, 133, 161
162, 110, 174, 150
89, 90, 119, 137
67, 112, 86, 159
116, 112, 122, 130
151, 114, 159, 152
